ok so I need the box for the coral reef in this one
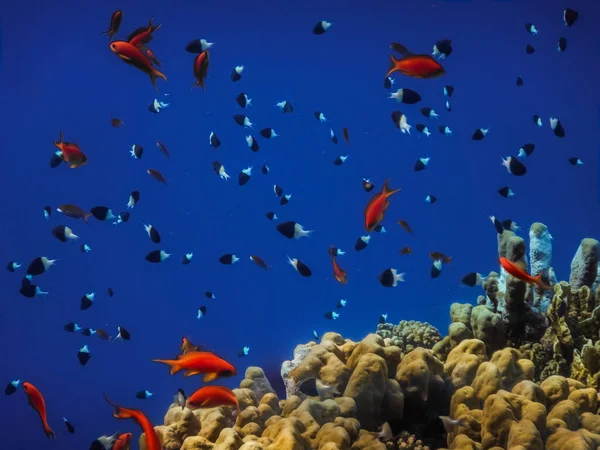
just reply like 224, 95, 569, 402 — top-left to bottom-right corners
376, 320, 443, 358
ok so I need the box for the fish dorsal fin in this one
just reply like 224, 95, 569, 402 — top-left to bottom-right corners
127, 26, 147, 43
390, 42, 412, 55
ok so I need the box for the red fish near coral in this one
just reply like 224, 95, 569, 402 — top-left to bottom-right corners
22, 382, 55, 439
499, 257, 551, 290
153, 351, 236, 382
104, 394, 161, 450
386, 43, 445, 79
191, 50, 210, 90
53, 130, 88, 168
102, 10, 123, 40
187, 386, 240, 419
364, 179, 401, 232
330, 246, 347, 284
113, 432, 132, 450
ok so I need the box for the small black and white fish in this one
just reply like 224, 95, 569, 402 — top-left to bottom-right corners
209, 132, 221, 149
333, 155, 348, 166
445, 100, 451, 112
136, 390, 153, 399
432, 39, 452, 59
276, 100, 294, 113
379, 268, 405, 287
77, 345, 91, 366
261, 165, 269, 175
237, 346, 250, 357
145, 250, 171, 263
114, 326, 130, 341
501, 219, 519, 232
245, 135, 260, 152
91, 206, 116, 222
205, 291, 216, 299
501, 156, 527, 176
516, 76, 523, 86
236, 92, 252, 108
81, 328, 96, 337
518, 143, 535, 158
314, 111, 327, 122
6, 261, 21, 272
113, 212, 130, 225
52, 225, 79, 243
212, 161, 230, 180
144, 224, 161, 244
80, 292, 96, 310
391, 110, 411, 134
276, 221, 312, 239
219, 254, 239, 265
533, 115, 542, 127
420, 107, 438, 119
362, 178, 374, 192
182, 253, 194, 265
472, 128, 489, 141
313, 20, 332, 35
355, 235, 371, 251
280, 194, 292, 206
238, 167, 253, 186
443, 85, 454, 97
415, 124, 431, 137
231, 65, 245, 82
438, 125, 452, 135
379, 314, 388, 324
564, 8, 578, 27
90, 433, 119, 450
260, 128, 278, 139
130, 144, 143, 159
384, 76, 394, 89
498, 186, 515, 198
490, 215, 504, 235
389, 88, 421, 104
549, 117, 565, 138
63, 417, 75, 434
557, 37, 567, 52
64, 322, 82, 333
525, 44, 535, 54
185, 38, 214, 53
107, 287, 114, 297
297, 377, 340, 400
5, 379, 21, 395
414, 157, 430, 172
233, 114, 253, 128
336, 299, 346, 308
44, 206, 52, 220
324, 311, 339, 320
127, 191, 140, 209
80, 244, 91, 253
568, 157, 584, 166
525, 23, 539, 35
50, 150, 63, 168
287, 256, 312, 277
19, 283, 48, 298
330, 129, 338, 144
313, 330, 319, 340
425, 195, 437, 204
328, 247, 345, 256
265, 212, 278, 221
274, 185, 283, 197
174, 389, 187, 410
430, 259, 443, 278
461, 272, 488, 287
373, 224, 386, 233
148, 97, 169, 114
26, 256, 56, 276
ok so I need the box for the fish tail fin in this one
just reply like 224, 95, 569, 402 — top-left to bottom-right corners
44, 424, 55, 440
534, 273, 552, 290
382, 178, 401, 197
150, 69, 167, 91
152, 358, 180, 375
83, 213, 93, 223
386, 54, 399, 77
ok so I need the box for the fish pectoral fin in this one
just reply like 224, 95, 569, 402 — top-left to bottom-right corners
203, 372, 218, 382
118, 54, 132, 62
184, 370, 200, 377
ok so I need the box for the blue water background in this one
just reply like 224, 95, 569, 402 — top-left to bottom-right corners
0, 0, 599, 448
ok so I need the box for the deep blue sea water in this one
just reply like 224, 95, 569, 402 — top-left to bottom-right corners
1, 0, 599, 448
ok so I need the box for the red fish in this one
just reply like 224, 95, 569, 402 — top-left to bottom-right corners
113, 432, 132, 450
330, 247, 347, 284
180, 336, 204, 354
145, 48, 161, 66
109, 41, 167, 90
104, 394, 161, 450
153, 351, 236, 382
364, 179, 401, 232
191, 51, 210, 90
102, 10, 123, 40
53, 130, 88, 168
386, 43, 445, 79
22, 382, 55, 439
127, 17, 161, 49
499, 257, 551, 290
187, 386, 240, 421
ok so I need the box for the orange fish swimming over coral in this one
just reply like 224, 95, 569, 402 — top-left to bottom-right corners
364, 179, 401, 232
386, 43, 445, 79
113, 432, 132, 450
53, 130, 88, 168
104, 394, 160, 450
22, 382, 54, 439
499, 257, 551, 290
187, 386, 240, 420
330, 246, 347, 284
153, 351, 236, 382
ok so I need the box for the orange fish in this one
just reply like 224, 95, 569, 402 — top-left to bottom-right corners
104, 394, 160, 450
187, 386, 240, 418
111, 118, 124, 128
429, 252, 452, 264
400, 246, 411, 255
397, 220, 413, 235
127, 17, 161, 49
53, 130, 87, 168
180, 336, 204, 354
153, 351, 236, 382
102, 10, 123, 40
191, 51, 210, 90
330, 246, 347, 284
387, 43, 445, 79
113, 432, 132, 450
145, 48, 161, 66
147, 168, 167, 184
22, 382, 54, 439
499, 257, 551, 290
364, 179, 401, 232
109, 41, 167, 90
